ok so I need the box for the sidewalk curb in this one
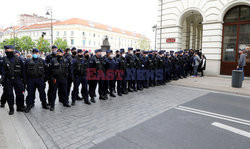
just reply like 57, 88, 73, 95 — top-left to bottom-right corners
0, 108, 47, 149
169, 83, 250, 97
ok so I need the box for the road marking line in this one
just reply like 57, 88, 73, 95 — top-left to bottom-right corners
212, 122, 250, 138
178, 106, 250, 124
175, 107, 250, 126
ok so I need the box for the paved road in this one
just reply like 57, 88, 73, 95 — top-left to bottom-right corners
24, 85, 208, 149
1, 84, 250, 149
92, 92, 250, 149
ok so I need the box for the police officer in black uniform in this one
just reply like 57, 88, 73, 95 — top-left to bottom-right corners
64, 48, 74, 97
141, 51, 149, 88
89, 49, 107, 101
117, 49, 128, 96
0, 55, 7, 108
113, 50, 121, 94
25, 48, 49, 113
48, 49, 71, 111
157, 51, 165, 85
147, 51, 155, 87
172, 52, 180, 80
126, 47, 136, 92
134, 49, 143, 91
164, 52, 171, 82
104, 50, 116, 97
45, 45, 58, 105
71, 49, 91, 105
1, 45, 26, 115
153, 50, 159, 86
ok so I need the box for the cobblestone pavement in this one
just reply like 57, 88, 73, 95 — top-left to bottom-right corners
24, 85, 209, 149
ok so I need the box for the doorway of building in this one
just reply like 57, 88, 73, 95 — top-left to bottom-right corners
221, 5, 250, 76
181, 11, 203, 50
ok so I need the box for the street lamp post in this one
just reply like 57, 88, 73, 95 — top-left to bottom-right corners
152, 24, 157, 51
46, 7, 53, 46
160, 0, 163, 51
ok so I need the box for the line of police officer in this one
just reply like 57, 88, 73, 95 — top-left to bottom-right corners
0, 45, 196, 115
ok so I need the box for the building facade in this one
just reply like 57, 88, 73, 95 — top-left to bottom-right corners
1, 18, 149, 52
18, 14, 52, 26
157, 0, 250, 76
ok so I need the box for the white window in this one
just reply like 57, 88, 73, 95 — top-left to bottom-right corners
71, 39, 74, 45
71, 31, 74, 36
83, 40, 86, 47
83, 32, 85, 36
64, 31, 67, 36
57, 31, 59, 36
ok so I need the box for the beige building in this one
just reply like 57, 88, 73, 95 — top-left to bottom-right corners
18, 14, 52, 26
157, 0, 250, 76
1, 18, 150, 52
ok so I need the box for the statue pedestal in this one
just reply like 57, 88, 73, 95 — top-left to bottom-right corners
101, 45, 110, 52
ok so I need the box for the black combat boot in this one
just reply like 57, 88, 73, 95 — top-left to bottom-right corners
31, 103, 35, 108
42, 102, 49, 109
122, 90, 128, 95
71, 101, 76, 106
9, 106, 14, 115
17, 105, 26, 112
76, 96, 83, 101
84, 100, 91, 105
90, 97, 96, 103
50, 106, 54, 111
128, 88, 133, 92
63, 103, 71, 107
25, 105, 32, 113
104, 94, 108, 100
118, 92, 122, 96
110, 92, 116, 97
99, 94, 108, 100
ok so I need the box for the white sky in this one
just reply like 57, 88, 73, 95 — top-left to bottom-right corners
0, 0, 158, 45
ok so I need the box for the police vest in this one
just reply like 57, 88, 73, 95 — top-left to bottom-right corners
127, 54, 135, 67
148, 58, 154, 68
51, 58, 69, 78
3, 56, 22, 78
94, 57, 104, 71
74, 57, 88, 76
26, 58, 45, 78
135, 56, 142, 69
159, 57, 164, 68
119, 57, 126, 70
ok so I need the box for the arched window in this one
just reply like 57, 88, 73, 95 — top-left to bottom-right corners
221, 5, 250, 76
224, 6, 250, 23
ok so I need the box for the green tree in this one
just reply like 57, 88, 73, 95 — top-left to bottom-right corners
0, 41, 4, 49
36, 37, 50, 53
0, 38, 22, 50
20, 36, 35, 51
138, 38, 150, 50
54, 38, 67, 50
